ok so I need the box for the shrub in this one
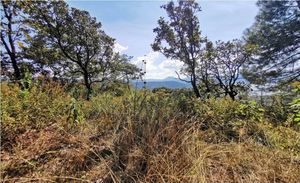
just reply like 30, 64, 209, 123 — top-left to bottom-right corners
2, 81, 300, 182
1, 81, 72, 145
290, 82, 300, 128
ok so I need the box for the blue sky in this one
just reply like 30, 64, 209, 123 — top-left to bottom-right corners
68, 0, 258, 79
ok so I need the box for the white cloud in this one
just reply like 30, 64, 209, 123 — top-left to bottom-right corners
114, 42, 128, 53
133, 51, 184, 79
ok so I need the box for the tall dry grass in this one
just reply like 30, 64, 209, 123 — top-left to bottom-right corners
1, 81, 300, 182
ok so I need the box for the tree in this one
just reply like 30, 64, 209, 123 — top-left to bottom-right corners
107, 54, 140, 84
152, 0, 204, 98
22, 33, 65, 78
0, 0, 28, 80
196, 40, 218, 98
25, 1, 116, 100
24, 1, 139, 99
244, 0, 300, 88
210, 40, 254, 100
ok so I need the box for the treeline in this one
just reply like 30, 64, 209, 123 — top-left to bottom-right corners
1, 1, 300, 181
151, 0, 300, 99
1, 1, 141, 100
1, 0, 299, 100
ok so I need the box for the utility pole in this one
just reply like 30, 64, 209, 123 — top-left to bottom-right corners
142, 58, 147, 89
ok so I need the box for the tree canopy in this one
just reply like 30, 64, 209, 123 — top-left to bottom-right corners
1, 0, 298, 100
1, 0, 139, 100
152, 0, 252, 99
1, 0, 29, 80
152, 0, 205, 98
243, 0, 300, 88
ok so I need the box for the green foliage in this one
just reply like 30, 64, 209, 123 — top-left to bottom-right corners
19, 71, 33, 97
167, 98, 265, 142
152, 1, 253, 100
263, 95, 289, 125
262, 125, 300, 153
84, 92, 124, 123
1, 1, 300, 181
1, 0, 29, 80
236, 100, 265, 121
67, 98, 84, 127
290, 82, 300, 126
244, 0, 300, 86
66, 87, 85, 126
2, 81, 300, 182
25, 1, 115, 100
152, 0, 203, 98
1, 81, 72, 142
207, 40, 255, 100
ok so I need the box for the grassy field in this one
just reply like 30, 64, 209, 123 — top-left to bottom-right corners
1, 81, 300, 182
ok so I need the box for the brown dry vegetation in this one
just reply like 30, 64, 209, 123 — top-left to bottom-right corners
1, 81, 300, 183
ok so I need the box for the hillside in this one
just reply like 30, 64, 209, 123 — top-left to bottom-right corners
1, 0, 299, 182
131, 77, 191, 89
1, 81, 300, 182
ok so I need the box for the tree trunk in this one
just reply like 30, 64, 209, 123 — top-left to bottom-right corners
10, 49, 21, 80
8, 21, 21, 80
229, 92, 235, 101
83, 71, 92, 100
192, 83, 201, 98
1, 1, 21, 80
191, 74, 201, 98
86, 84, 92, 101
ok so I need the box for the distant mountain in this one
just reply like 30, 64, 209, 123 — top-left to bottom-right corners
130, 76, 249, 90
131, 77, 191, 89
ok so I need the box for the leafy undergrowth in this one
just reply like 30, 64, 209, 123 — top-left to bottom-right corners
1, 82, 300, 182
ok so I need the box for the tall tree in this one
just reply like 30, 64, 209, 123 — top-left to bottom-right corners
196, 40, 218, 98
152, 0, 204, 98
22, 33, 65, 78
107, 54, 140, 84
25, 1, 116, 100
210, 40, 254, 100
244, 0, 300, 88
1, 0, 28, 80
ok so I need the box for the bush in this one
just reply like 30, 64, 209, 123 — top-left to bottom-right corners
290, 82, 300, 128
1, 81, 72, 145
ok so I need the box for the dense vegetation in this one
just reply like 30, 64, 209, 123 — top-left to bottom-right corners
1, 0, 300, 182
1, 80, 300, 182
